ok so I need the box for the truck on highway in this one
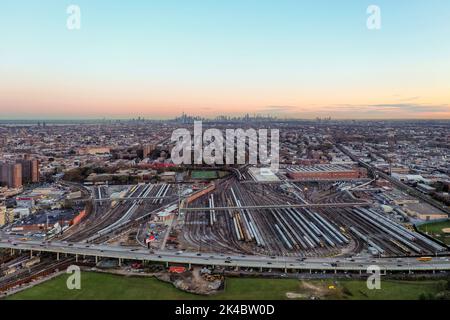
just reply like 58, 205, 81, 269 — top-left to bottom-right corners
417, 257, 432, 262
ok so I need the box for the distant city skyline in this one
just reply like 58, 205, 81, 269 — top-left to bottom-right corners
1, 0, 450, 120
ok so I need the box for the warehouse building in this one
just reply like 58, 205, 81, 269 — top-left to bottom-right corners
286, 164, 364, 180
402, 202, 448, 221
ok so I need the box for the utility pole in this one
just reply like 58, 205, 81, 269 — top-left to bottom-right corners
178, 184, 182, 215
45, 212, 49, 240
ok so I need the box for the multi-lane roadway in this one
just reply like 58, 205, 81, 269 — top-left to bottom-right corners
1, 237, 449, 273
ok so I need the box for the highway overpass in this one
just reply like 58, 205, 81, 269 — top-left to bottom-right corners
1, 238, 450, 273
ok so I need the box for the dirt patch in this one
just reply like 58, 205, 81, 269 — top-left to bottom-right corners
286, 292, 308, 299
156, 268, 223, 296
286, 281, 342, 300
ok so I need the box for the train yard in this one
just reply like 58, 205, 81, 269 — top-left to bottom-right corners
2, 177, 448, 261
1, 172, 449, 296
181, 179, 447, 257
61, 183, 177, 244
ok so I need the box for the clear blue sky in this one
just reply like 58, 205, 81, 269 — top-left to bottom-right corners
1, 0, 449, 119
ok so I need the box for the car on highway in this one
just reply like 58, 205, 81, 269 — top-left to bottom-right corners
196, 253, 202, 256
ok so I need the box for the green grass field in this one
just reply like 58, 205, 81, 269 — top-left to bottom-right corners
332, 279, 445, 300
417, 220, 450, 245
190, 171, 218, 180
5, 272, 447, 300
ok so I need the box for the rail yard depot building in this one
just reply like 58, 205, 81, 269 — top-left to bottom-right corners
286, 164, 366, 180
403, 202, 448, 221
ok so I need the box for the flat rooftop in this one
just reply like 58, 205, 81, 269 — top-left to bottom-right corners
286, 164, 355, 173
248, 167, 280, 182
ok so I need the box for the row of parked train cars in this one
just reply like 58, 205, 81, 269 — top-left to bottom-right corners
1, 256, 41, 277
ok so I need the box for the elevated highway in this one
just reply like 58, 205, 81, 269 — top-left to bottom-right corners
1, 238, 450, 273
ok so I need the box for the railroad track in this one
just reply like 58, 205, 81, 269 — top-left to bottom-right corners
61, 184, 176, 243
0, 257, 74, 294
182, 178, 354, 257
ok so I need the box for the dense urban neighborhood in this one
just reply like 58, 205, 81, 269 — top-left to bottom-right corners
1, 118, 449, 299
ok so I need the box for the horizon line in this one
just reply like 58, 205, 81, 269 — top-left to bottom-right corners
1, 117, 450, 122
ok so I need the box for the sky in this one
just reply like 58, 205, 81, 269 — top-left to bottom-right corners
0, 0, 449, 120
